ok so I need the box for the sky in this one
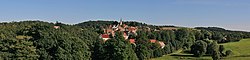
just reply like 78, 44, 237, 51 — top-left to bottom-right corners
0, 0, 250, 31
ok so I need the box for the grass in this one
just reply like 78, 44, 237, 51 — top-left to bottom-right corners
152, 38, 250, 60
151, 49, 212, 60
220, 38, 250, 60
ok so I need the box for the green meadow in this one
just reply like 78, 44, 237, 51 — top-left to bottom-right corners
221, 38, 250, 60
152, 38, 250, 60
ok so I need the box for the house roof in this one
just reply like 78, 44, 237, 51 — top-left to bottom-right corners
102, 34, 109, 38
123, 32, 127, 36
150, 39, 157, 43
53, 26, 60, 29
130, 39, 135, 44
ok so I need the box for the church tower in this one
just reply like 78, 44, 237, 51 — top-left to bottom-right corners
119, 18, 123, 26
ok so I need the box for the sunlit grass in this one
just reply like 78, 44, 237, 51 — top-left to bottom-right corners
221, 38, 250, 60
152, 38, 250, 60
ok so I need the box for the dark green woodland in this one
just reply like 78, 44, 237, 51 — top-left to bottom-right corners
0, 20, 249, 60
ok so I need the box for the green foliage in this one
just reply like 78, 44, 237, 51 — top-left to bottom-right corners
1, 21, 250, 60
0, 36, 38, 59
219, 45, 225, 56
209, 41, 220, 60
135, 44, 151, 60
196, 27, 250, 43
93, 32, 138, 60
212, 50, 220, 60
201, 30, 212, 39
175, 28, 196, 50
207, 41, 218, 55
225, 50, 233, 57
191, 40, 208, 57
0, 21, 98, 60
211, 32, 224, 41
135, 31, 151, 60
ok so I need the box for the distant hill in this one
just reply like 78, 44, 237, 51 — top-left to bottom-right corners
75, 20, 179, 30
75, 20, 149, 28
195, 27, 250, 34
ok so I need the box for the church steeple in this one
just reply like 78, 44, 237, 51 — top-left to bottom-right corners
119, 18, 123, 25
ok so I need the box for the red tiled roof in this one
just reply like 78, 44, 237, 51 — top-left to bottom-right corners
150, 39, 157, 43
102, 34, 109, 38
130, 39, 135, 44
123, 32, 127, 36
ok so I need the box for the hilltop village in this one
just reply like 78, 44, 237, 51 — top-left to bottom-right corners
99, 20, 165, 48
1, 20, 250, 60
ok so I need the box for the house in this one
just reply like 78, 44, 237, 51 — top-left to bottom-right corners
128, 27, 137, 33
100, 19, 139, 42
150, 39, 165, 49
101, 34, 110, 42
118, 26, 125, 31
150, 39, 157, 43
53, 26, 60, 29
158, 41, 165, 48
123, 32, 129, 40
129, 39, 135, 44
104, 29, 114, 36
122, 24, 128, 28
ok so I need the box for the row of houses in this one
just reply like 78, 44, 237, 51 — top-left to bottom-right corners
100, 20, 165, 48
52, 21, 166, 48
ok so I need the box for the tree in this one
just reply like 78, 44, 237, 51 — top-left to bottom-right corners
212, 48, 221, 60
194, 30, 204, 40
206, 40, 215, 55
211, 32, 223, 41
135, 44, 151, 60
191, 40, 207, 57
219, 45, 225, 56
201, 30, 212, 39
101, 32, 138, 60
225, 50, 233, 57
91, 39, 106, 60
1, 20, 250, 60
175, 28, 196, 50
0, 36, 39, 60
175, 28, 189, 47
135, 31, 151, 60
209, 41, 220, 60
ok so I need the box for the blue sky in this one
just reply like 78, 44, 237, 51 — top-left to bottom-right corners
0, 0, 250, 31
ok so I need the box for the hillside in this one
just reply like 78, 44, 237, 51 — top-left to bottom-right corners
221, 38, 250, 60
0, 20, 250, 60
152, 38, 250, 60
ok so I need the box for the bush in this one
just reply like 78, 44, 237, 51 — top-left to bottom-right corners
225, 50, 233, 57
212, 51, 220, 60
219, 45, 225, 56
191, 40, 207, 57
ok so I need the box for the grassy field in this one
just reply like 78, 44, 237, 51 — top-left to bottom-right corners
151, 50, 212, 60
152, 38, 250, 60
220, 38, 250, 60
151, 49, 212, 60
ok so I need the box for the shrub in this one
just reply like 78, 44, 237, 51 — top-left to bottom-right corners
225, 50, 233, 57
191, 40, 207, 57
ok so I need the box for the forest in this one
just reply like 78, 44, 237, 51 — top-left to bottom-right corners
0, 20, 250, 60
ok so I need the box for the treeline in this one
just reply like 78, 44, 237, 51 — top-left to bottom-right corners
0, 21, 99, 59
0, 21, 250, 60
195, 27, 250, 43
76, 20, 156, 29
